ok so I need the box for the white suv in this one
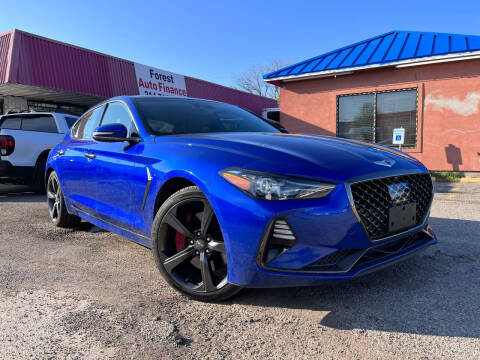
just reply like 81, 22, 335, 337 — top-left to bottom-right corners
0, 111, 78, 192
261, 107, 280, 122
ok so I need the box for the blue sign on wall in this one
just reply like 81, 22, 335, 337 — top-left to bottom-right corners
393, 128, 405, 145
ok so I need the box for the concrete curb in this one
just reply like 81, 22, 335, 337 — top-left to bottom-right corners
432, 177, 480, 183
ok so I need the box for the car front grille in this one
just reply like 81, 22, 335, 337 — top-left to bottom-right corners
350, 173, 433, 240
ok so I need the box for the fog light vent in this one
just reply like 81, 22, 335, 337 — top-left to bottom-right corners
263, 219, 297, 264
272, 219, 296, 241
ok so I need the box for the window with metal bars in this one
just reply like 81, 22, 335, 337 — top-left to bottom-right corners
337, 88, 417, 148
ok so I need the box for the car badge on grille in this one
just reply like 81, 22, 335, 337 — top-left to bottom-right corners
387, 182, 410, 204
374, 159, 396, 167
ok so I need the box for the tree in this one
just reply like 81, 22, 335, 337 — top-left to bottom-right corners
234, 59, 288, 103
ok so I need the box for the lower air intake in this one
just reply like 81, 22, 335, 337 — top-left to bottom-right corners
262, 219, 297, 264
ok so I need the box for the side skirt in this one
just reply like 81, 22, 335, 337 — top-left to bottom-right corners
73, 206, 152, 248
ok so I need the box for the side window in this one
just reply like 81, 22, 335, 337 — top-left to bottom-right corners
0, 116, 22, 130
21, 115, 58, 133
64, 116, 78, 129
101, 102, 135, 136
71, 110, 93, 138
73, 106, 104, 139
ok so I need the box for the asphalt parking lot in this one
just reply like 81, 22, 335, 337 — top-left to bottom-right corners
0, 182, 479, 359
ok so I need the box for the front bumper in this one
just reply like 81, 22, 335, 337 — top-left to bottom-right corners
209, 170, 436, 288
247, 225, 436, 288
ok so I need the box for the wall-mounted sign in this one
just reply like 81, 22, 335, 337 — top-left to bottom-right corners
134, 63, 188, 97
392, 128, 405, 145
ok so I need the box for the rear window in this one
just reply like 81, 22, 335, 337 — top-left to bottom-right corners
21, 116, 58, 133
0, 116, 22, 130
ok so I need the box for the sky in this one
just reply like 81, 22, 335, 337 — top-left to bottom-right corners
1, 0, 480, 88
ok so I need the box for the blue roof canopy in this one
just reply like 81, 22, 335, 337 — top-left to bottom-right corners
264, 31, 480, 81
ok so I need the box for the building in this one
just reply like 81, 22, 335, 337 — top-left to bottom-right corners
264, 30, 480, 171
0, 29, 276, 116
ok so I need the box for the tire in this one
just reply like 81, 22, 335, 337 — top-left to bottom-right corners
32, 157, 47, 194
47, 171, 81, 228
152, 186, 242, 302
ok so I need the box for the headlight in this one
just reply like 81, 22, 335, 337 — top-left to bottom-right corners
219, 168, 335, 200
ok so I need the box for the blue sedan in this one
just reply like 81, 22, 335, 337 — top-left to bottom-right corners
46, 96, 436, 301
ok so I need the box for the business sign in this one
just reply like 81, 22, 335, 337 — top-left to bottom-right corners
392, 128, 405, 145
134, 63, 188, 97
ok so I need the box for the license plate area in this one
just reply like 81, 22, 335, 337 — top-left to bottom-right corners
389, 203, 416, 232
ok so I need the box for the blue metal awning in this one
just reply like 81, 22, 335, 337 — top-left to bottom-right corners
264, 31, 480, 83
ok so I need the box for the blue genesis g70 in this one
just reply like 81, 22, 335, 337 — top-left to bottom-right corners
46, 96, 436, 301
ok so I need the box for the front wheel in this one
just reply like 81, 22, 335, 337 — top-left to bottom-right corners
151, 186, 241, 302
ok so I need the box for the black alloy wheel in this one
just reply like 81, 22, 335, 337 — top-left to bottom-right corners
152, 186, 241, 301
47, 171, 80, 228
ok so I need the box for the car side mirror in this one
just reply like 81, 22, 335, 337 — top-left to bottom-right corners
92, 124, 140, 143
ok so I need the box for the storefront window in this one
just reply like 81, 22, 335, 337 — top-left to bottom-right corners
338, 94, 374, 143
27, 101, 87, 116
337, 89, 417, 147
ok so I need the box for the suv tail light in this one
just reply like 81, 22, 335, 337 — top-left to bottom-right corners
0, 135, 15, 156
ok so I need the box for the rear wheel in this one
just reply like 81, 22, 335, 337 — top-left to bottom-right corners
47, 171, 81, 228
152, 186, 241, 302
32, 157, 47, 194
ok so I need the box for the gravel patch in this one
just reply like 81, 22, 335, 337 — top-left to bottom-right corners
0, 183, 479, 359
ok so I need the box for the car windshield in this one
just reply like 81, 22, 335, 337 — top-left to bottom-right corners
131, 97, 279, 135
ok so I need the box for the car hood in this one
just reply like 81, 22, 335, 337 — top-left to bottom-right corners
156, 132, 426, 182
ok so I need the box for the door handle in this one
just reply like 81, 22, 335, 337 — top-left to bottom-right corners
84, 153, 96, 159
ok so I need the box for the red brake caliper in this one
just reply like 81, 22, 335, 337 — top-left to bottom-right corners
174, 212, 193, 251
